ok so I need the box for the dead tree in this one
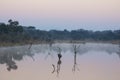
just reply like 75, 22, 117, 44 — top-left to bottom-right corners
52, 47, 62, 77
72, 44, 80, 72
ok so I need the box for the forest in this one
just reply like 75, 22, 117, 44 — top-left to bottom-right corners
0, 19, 120, 45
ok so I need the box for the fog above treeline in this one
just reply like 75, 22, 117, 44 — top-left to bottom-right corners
0, 19, 120, 45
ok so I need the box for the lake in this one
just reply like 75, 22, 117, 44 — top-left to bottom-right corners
0, 43, 120, 80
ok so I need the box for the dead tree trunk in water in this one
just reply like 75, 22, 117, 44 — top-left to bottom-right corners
57, 52, 62, 76
52, 47, 62, 77
72, 44, 80, 72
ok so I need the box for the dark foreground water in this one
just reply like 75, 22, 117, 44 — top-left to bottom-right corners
0, 43, 120, 80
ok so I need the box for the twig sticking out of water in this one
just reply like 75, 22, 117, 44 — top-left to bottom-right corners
56, 47, 62, 76
51, 47, 62, 77
52, 64, 55, 73
72, 44, 80, 72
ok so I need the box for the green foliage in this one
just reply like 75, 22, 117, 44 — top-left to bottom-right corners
0, 19, 120, 45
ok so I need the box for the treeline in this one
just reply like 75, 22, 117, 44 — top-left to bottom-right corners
0, 19, 120, 44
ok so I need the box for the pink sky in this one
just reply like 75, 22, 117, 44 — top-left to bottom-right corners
0, 0, 120, 30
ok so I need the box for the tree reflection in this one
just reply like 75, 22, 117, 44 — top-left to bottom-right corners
72, 44, 80, 72
44, 43, 54, 60
116, 44, 120, 58
0, 53, 18, 71
0, 46, 35, 71
0, 43, 120, 73
28, 42, 33, 49
52, 47, 62, 77
57, 50, 62, 76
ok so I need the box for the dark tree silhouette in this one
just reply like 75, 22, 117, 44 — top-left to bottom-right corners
0, 19, 120, 46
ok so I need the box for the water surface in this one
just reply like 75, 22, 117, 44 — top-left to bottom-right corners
0, 43, 120, 80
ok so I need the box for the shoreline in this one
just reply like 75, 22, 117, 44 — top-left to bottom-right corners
0, 40, 120, 47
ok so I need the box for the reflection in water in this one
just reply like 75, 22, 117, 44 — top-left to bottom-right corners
117, 44, 120, 58
52, 64, 55, 73
0, 43, 120, 72
44, 43, 53, 60
0, 46, 34, 71
28, 42, 33, 49
72, 44, 80, 72
52, 47, 62, 77
0, 43, 120, 80
0, 53, 18, 71
57, 50, 62, 76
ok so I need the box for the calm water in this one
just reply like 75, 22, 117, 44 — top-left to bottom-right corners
0, 43, 120, 80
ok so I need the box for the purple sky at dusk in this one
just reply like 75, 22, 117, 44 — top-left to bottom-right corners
0, 0, 120, 31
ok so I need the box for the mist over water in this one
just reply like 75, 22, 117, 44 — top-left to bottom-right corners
0, 43, 120, 80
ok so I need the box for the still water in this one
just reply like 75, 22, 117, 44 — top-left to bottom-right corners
0, 43, 120, 80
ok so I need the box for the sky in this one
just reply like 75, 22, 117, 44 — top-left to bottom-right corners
0, 0, 120, 31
